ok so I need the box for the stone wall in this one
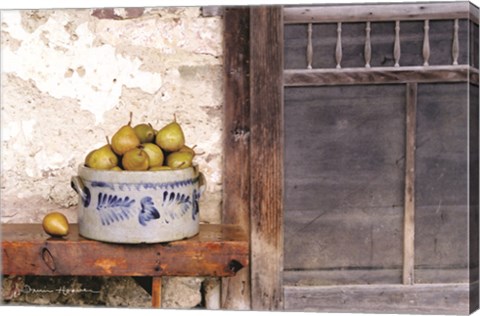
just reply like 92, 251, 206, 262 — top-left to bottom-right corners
1, 7, 223, 308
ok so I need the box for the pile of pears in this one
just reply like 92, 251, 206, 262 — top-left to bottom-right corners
85, 113, 196, 171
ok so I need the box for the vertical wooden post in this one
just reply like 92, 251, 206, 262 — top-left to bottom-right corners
423, 20, 430, 66
335, 22, 342, 68
452, 19, 459, 65
151, 276, 162, 308
403, 82, 417, 285
364, 21, 371, 68
222, 7, 252, 310
250, 6, 284, 311
394, 20, 401, 67
307, 23, 313, 69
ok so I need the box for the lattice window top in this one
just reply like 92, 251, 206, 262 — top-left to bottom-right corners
283, 2, 479, 86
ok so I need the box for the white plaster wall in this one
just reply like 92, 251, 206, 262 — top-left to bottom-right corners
1, 7, 224, 308
1, 7, 223, 225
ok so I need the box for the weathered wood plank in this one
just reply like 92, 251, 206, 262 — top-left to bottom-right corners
469, 83, 479, 313
284, 24, 309, 69
222, 7, 251, 310
285, 206, 470, 271
284, 208, 404, 270
284, 65, 478, 86
403, 82, 417, 285
284, 283, 470, 314
284, 2, 474, 24
470, 21, 479, 69
284, 85, 405, 270
284, 268, 469, 286
284, 269, 402, 286
415, 83, 469, 269
284, 83, 472, 272
250, 6, 284, 311
1, 224, 249, 277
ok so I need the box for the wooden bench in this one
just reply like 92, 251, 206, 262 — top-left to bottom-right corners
1, 223, 249, 307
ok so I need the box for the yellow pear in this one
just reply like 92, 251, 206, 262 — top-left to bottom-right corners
111, 113, 140, 155
134, 123, 155, 143
142, 143, 164, 167
122, 147, 149, 171
85, 144, 118, 170
178, 145, 197, 156
42, 212, 69, 237
155, 115, 185, 152
166, 151, 193, 169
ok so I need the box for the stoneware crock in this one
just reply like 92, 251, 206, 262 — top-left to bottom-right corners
71, 164, 205, 243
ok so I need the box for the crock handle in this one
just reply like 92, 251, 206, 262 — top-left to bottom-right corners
71, 176, 91, 207
198, 172, 207, 196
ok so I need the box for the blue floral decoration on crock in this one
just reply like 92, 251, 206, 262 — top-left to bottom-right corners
138, 196, 160, 226
96, 193, 135, 226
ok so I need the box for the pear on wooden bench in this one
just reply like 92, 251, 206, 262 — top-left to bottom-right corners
42, 212, 69, 237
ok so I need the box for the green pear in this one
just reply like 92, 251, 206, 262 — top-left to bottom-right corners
134, 123, 155, 143
142, 143, 164, 167
110, 166, 123, 171
122, 147, 149, 171
111, 113, 140, 155
166, 151, 193, 169
155, 115, 185, 152
178, 145, 197, 156
85, 144, 118, 170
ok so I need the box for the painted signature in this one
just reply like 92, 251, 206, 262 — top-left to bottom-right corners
21, 284, 100, 296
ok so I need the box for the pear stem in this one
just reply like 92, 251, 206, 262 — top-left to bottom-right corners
105, 136, 111, 145
191, 145, 206, 156
173, 113, 177, 123
128, 112, 133, 126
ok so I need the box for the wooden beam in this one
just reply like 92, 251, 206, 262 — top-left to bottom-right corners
222, 6, 251, 310
403, 82, 417, 285
283, 65, 479, 86
284, 268, 469, 286
284, 283, 470, 314
284, 2, 475, 24
2, 224, 248, 277
250, 5, 284, 311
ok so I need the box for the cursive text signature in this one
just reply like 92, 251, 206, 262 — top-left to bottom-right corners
21, 284, 100, 296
